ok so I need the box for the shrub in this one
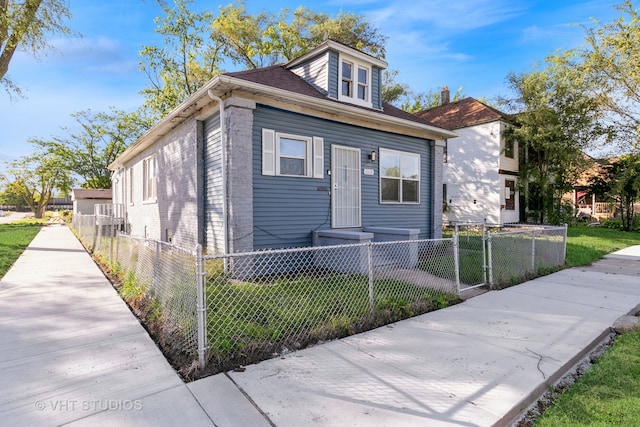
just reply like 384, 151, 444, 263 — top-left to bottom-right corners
601, 218, 624, 230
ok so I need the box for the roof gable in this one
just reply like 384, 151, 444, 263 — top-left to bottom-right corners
415, 98, 510, 130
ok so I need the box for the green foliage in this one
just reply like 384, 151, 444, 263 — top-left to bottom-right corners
140, 0, 386, 116
601, 218, 624, 230
380, 70, 468, 112
31, 108, 153, 189
502, 61, 610, 224
0, 222, 41, 278
2, 146, 72, 218
537, 332, 640, 426
0, 0, 74, 96
562, 1, 640, 152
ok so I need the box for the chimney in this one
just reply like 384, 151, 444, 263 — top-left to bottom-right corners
441, 86, 450, 105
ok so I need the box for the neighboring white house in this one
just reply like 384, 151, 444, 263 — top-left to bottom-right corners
71, 188, 112, 215
416, 92, 519, 225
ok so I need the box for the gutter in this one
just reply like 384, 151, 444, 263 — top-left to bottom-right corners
108, 74, 457, 170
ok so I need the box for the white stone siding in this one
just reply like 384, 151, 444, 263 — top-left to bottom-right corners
224, 99, 256, 253
121, 120, 199, 247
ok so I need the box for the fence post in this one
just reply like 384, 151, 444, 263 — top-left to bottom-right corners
531, 230, 536, 272
453, 224, 461, 295
115, 231, 120, 266
487, 230, 494, 289
109, 224, 114, 265
482, 221, 487, 286
562, 223, 568, 265
195, 244, 207, 368
367, 242, 374, 313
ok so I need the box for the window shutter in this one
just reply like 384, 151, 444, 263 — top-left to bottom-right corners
313, 137, 324, 178
262, 128, 276, 176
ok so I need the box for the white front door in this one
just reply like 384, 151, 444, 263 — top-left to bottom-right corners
331, 145, 361, 228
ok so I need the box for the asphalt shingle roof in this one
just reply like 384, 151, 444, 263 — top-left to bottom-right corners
225, 66, 444, 128
415, 97, 510, 130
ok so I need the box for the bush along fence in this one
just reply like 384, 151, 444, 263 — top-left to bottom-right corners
71, 213, 567, 376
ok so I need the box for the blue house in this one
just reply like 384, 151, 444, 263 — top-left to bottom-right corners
108, 40, 457, 254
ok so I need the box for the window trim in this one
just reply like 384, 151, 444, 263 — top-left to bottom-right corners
379, 148, 421, 204
128, 167, 134, 206
338, 54, 372, 108
275, 133, 313, 177
142, 155, 158, 203
262, 129, 324, 179
505, 179, 516, 211
504, 137, 514, 159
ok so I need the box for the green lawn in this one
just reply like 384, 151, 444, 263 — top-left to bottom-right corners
0, 223, 43, 279
536, 331, 640, 426
566, 224, 640, 266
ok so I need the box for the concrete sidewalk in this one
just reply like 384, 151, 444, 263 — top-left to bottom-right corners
0, 225, 213, 426
1, 225, 639, 426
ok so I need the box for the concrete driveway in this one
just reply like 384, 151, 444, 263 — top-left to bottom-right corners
0, 211, 32, 224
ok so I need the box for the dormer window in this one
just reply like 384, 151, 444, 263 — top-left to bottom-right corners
357, 67, 368, 101
341, 61, 353, 97
339, 54, 372, 107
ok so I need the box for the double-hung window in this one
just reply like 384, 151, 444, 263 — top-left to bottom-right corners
262, 129, 324, 179
143, 155, 157, 202
380, 148, 420, 204
341, 61, 353, 97
357, 67, 368, 101
339, 55, 371, 107
278, 135, 311, 176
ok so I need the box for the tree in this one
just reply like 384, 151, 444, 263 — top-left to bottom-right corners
590, 155, 640, 230
32, 108, 153, 189
3, 149, 72, 218
140, 0, 387, 117
558, 1, 640, 153
0, 0, 73, 96
502, 62, 612, 224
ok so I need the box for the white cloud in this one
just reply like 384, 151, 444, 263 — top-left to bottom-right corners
367, 0, 525, 31
36, 36, 139, 75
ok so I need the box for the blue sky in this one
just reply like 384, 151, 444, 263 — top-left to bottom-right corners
0, 0, 621, 167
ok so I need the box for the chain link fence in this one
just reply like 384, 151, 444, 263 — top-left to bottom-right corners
72, 212, 566, 375
445, 222, 568, 292
201, 238, 458, 371
488, 225, 567, 288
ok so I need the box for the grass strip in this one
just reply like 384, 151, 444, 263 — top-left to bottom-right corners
0, 223, 42, 279
536, 332, 640, 426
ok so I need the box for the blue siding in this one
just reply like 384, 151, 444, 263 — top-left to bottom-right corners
372, 66, 382, 109
203, 113, 225, 253
328, 50, 339, 99
252, 105, 434, 250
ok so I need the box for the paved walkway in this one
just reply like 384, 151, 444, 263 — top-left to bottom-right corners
1, 225, 639, 426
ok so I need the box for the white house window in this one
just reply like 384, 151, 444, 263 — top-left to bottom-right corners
128, 167, 134, 205
380, 148, 420, 204
143, 155, 157, 202
357, 67, 368, 101
341, 61, 353, 97
262, 129, 323, 178
339, 55, 371, 107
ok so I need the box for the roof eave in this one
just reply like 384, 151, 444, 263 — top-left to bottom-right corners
109, 74, 456, 170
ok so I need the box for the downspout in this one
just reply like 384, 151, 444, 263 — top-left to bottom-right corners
207, 90, 228, 255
